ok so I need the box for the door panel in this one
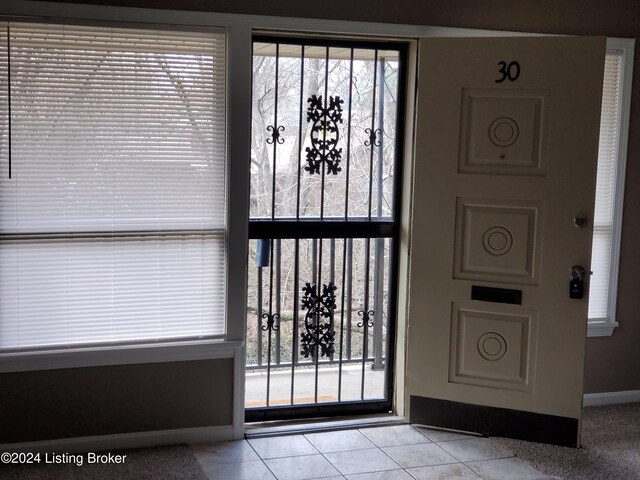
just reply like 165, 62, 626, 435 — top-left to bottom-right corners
453, 197, 543, 284
449, 302, 536, 392
458, 89, 548, 176
406, 36, 605, 447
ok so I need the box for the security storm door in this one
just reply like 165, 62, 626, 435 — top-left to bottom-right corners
245, 37, 407, 422
406, 36, 605, 447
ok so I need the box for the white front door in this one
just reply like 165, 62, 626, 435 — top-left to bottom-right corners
405, 36, 605, 447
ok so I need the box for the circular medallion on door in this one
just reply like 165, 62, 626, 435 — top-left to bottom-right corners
478, 332, 508, 361
482, 226, 513, 256
489, 116, 520, 147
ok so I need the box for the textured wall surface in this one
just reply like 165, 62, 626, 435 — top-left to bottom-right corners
0, 359, 233, 443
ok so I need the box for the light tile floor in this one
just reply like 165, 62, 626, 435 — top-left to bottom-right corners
192, 424, 559, 480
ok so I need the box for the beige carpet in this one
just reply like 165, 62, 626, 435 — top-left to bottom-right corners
490, 403, 640, 480
0, 444, 208, 480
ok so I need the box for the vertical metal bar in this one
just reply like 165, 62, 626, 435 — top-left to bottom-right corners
275, 238, 282, 365
330, 239, 336, 284
314, 237, 323, 403
7, 26, 11, 179
314, 50, 329, 395
376, 57, 385, 220
265, 317, 273, 406
337, 50, 354, 398
271, 43, 280, 220
362, 238, 371, 400
373, 236, 385, 370
319, 46, 329, 220
338, 239, 346, 401
344, 48, 354, 220
367, 50, 379, 220
343, 51, 355, 364
266, 239, 275, 406
330, 238, 335, 362
382, 238, 390, 396
290, 239, 300, 404
257, 264, 263, 366
373, 57, 385, 370
296, 46, 305, 220
292, 46, 305, 404
361, 50, 379, 399
346, 238, 353, 360
312, 239, 318, 282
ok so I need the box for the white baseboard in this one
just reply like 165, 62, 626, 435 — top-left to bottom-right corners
0, 425, 234, 454
583, 390, 640, 407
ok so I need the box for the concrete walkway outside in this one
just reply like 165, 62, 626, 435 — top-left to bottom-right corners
245, 363, 386, 407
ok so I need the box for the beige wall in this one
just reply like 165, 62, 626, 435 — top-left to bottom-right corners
0, 359, 233, 444
28, 0, 640, 37
2, 0, 638, 446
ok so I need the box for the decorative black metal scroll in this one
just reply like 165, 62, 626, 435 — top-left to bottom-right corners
305, 95, 344, 175
357, 309, 375, 328
261, 312, 280, 332
300, 281, 337, 358
364, 128, 381, 147
266, 124, 285, 145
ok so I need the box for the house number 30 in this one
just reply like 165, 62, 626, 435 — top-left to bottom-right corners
495, 61, 520, 83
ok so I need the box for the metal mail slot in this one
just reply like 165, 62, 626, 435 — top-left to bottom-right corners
471, 285, 522, 305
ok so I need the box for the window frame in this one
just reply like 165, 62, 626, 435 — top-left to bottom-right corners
587, 37, 635, 338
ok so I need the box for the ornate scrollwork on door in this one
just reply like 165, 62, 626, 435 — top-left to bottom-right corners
266, 124, 285, 145
364, 128, 381, 147
300, 281, 337, 358
357, 309, 375, 329
261, 312, 280, 332
305, 95, 344, 175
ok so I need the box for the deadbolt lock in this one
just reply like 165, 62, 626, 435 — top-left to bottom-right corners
569, 265, 586, 299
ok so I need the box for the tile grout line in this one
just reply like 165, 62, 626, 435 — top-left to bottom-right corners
378, 425, 462, 474
381, 426, 509, 480
255, 434, 338, 480
245, 438, 282, 480
465, 461, 490, 480
313, 432, 403, 479
361, 425, 426, 475
375, 436, 408, 472
195, 440, 273, 480
352, 425, 465, 478
316, 437, 352, 479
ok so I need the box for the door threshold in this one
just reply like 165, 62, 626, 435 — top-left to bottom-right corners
244, 414, 405, 439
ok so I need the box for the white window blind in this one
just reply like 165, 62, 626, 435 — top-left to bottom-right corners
588, 50, 623, 323
0, 23, 227, 352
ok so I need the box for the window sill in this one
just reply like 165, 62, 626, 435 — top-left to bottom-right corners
587, 319, 619, 337
0, 339, 243, 373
